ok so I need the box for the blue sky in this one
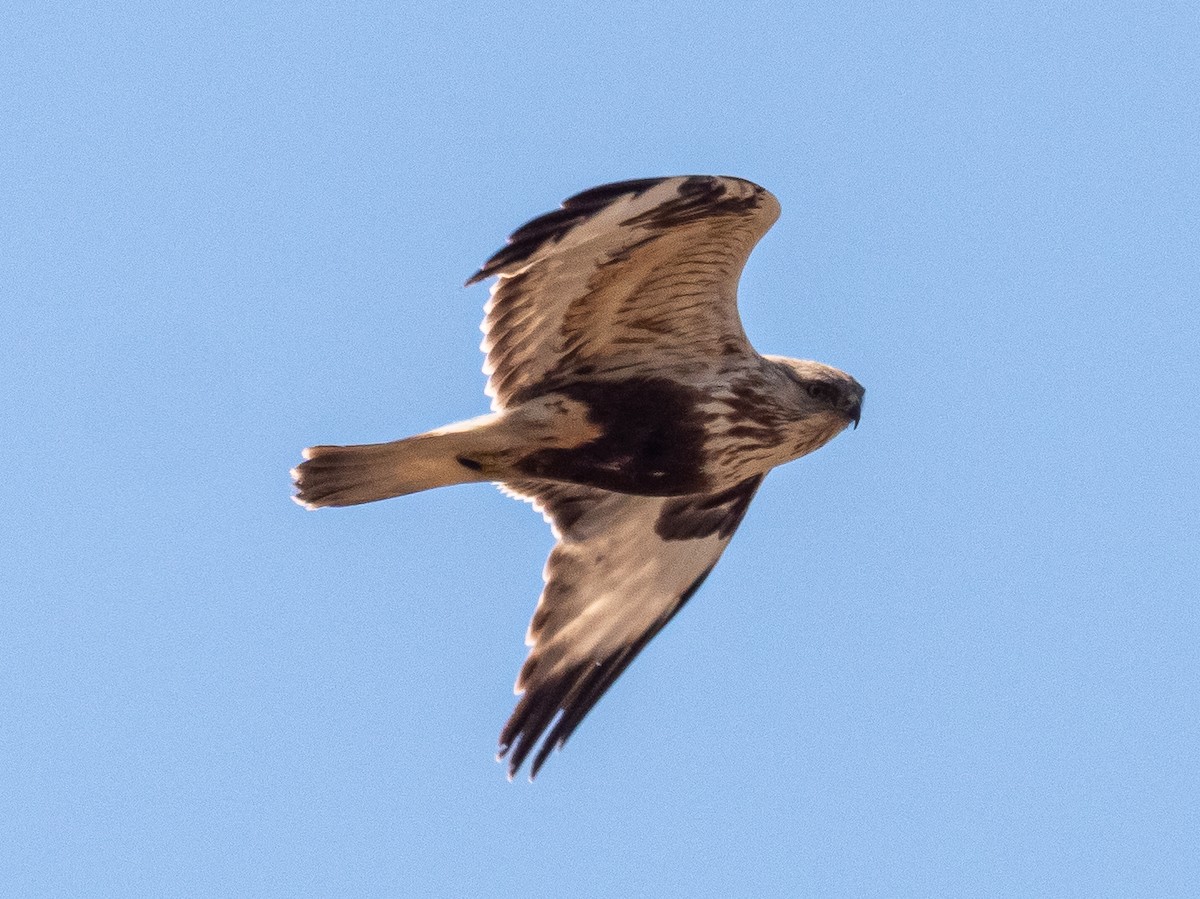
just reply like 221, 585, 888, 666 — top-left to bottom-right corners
3, 3, 1198, 896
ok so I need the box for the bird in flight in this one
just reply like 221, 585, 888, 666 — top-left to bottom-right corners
292, 175, 864, 780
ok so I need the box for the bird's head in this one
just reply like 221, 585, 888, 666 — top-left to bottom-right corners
764, 356, 865, 455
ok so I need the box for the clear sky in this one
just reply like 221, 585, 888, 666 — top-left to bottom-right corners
4, 3, 1198, 896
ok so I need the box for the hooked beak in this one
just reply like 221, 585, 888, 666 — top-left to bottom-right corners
845, 388, 864, 430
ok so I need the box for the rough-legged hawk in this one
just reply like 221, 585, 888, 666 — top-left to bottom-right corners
292, 175, 864, 779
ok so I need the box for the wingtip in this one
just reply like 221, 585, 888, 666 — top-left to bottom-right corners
290, 493, 318, 511
496, 746, 520, 783
290, 458, 320, 510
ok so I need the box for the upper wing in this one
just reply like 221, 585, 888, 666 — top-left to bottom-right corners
467, 176, 781, 409
497, 474, 764, 780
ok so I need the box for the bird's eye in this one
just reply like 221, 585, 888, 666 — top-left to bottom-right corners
805, 382, 838, 404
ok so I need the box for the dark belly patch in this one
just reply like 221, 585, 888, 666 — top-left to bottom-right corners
515, 378, 710, 495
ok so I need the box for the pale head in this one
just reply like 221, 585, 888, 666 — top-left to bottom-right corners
763, 355, 865, 458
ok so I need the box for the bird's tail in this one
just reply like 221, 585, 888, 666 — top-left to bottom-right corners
292, 423, 494, 509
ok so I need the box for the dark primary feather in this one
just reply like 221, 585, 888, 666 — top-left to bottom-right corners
465, 177, 668, 285
498, 572, 710, 780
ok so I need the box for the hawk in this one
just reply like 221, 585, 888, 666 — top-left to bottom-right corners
292, 176, 864, 779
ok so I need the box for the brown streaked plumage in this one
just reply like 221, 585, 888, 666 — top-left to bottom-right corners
292, 175, 864, 780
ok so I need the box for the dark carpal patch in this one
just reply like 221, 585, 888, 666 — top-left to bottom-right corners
655, 475, 764, 541
515, 378, 711, 496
